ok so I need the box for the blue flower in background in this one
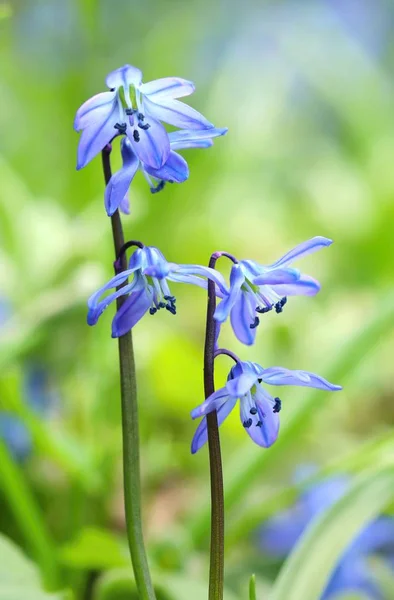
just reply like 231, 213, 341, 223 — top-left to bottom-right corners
0, 414, 32, 462
190, 360, 341, 454
214, 237, 332, 345
260, 474, 394, 599
105, 127, 228, 216
87, 245, 228, 337
74, 64, 216, 170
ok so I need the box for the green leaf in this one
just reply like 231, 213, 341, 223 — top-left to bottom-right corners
270, 466, 394, 600
249, 574, 257, 600
59, 528, 128, 570
0, 533, 67, 599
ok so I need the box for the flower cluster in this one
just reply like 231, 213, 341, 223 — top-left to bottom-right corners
75, 64, 227, 214
77, 63, 341, 454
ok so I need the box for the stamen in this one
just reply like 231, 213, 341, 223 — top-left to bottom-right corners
250, 316, 260, 329
133, 130, 140, 142
256, 305, 272, 314
273, 397, 282, 413
138, 122, 151, 130
250, 407, 257, 415
114, 122, 127, 134
256, 420, 262, 427
275, 297, 287, 314
125, 108, 135, 115
149, 307, 157, 315
166, 305, 176, 315
137, 112, 144, 121
150, 181, 166, 194
243, 418, 253, 429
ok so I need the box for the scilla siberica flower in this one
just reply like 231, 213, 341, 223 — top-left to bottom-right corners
214, 237, 333, 345
260, 473, 394, 599
105, 128, 228, 216
190, 360, 340, 453
74, 64, 215, 170
88, 245, 227, 337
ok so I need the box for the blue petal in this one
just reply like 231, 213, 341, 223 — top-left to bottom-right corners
76, 101, 119, 169
226, 369, 260, 397
174, 265, 228, 296
260, 507, 308, 555
127, 115, 170, 169
271, 274, 321, 297
112, 287, 152, 337
191, 396, 237, 454
354, 517, 394, 555
252, 268, 300, 286
230, 292, 257, 346
168, 127, 228, 150
214, 264, 245, 323
144, 151, 189, 183
142, 246, 170, 278
269, 237, 333, 269
87, 271, 136, 326
74, 91, 117, 131
104, 138, 139, 216
105, 64, 142, 89
252, 386, 280, 447
143, 96, 214, 130
139, 77, 195, 99
322, 556, 382, 600
0, 414, 32, 462
191, 388, 229, 419
260, 367, 342, 391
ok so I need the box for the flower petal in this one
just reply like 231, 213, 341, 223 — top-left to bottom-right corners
142, 246, 171, 278
175, 265, 228, 296
143, 96, 213, 130
252, 268, 301, 286
104, 138, 139, 216
214, 264, 245, 323
139, 77, 195, 100
87, 270, 138, 325
191, 396, 237, 454
105, 64, 142, 89
269, 237, 333, 269
260, 507, 307, 555
144, 151, 189, 183
260, 367, 342, 391
112, 287, 152, 337
226, 367, 260, 397
76, 101, 119, 169
127, 115, 170, 169
74, 91, 117, 131
272, 275, 321, 297
230, 292, 257, 346
253, 386, 280, 447
191, 388, 229, 419
168, 127, 228, 150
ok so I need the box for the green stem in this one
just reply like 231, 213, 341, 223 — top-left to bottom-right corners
204, 253, 225, 600
101, 147, 156, 600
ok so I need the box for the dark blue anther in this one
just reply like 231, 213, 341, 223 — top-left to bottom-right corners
133, 129, 140, 142
149, 307, 157, 315
137, 112, 144, 121
164, 295, 176, 303
250, 316, 260, 329
158, 302, 166, 309
166, 305, 176, 315
150, 181, 165, 194
250, 407, 257, 415
125, 108, 135, 115
256, 305, 272, 314
243, 418, 253, 429
273, 397, 282, 413
256, 420, 262, 427
114, 122, 127, 134
138, 122, 151, 130
280, 297, 287, 307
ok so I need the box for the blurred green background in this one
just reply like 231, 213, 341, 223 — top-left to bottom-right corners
1, 1, 394, 598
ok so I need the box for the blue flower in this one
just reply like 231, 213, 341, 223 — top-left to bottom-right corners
260, 474, 394, 599
190, 360, 341, 454
214, 237, 333, 345
87, 245, 228, 337
104, 127, 228, 216
74, 64, 215, 170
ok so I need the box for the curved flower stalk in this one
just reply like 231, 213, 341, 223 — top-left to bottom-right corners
104, 128, 228, 216
87, 245, 228, 337
191, 360, 341, 453
214, 236, 333, 345
260, 473, 394, 599
74, 64, 216, 170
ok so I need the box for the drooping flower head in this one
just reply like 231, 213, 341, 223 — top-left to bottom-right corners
105, 128, 228, 216
214, 237, 333, 345
260, 473, 394, 599
74, 64, 216, 171
87, 245, 228, 337
190, 360, 341, 454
